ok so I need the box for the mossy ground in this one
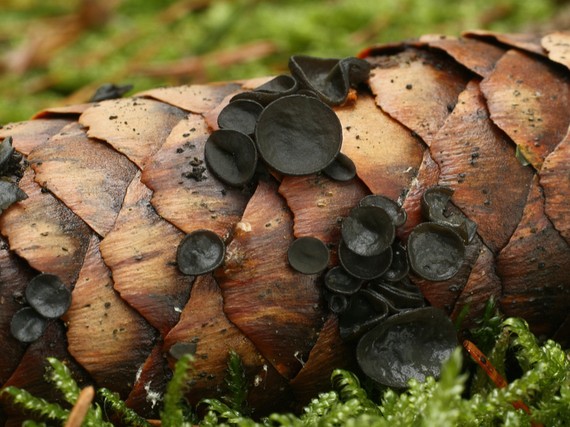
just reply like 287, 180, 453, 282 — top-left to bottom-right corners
0, 0, 566, 123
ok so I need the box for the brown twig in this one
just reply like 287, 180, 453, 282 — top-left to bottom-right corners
64, 385, 95, 427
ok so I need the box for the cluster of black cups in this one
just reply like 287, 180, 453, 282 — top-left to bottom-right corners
10, 273, 71, 343
0, 136, 27, 214
176, 55, 371, 276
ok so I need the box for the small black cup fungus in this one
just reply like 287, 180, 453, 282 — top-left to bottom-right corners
359, 194, 407, 227
0, 136, 15, 173
25, 273, 71, 319
0, 181, 28, 213
217, 99, 263, 136
204, 129, 258, 187
407, 222, 465, 281
338, 239, 393, 280
322, 152, 357, 182
341, 205, 395, 257
339, 291, 389, 341
380, 240, 410, 282
10, 306, 48, 343
168, 342, 198, 360
255, 94, 342, 176
356, 307, 458, 389
324, 266, 363, 295
177, 230, 226, 275
232, 75, 299, 106
287, 236, 329, 274
421, 186, 477, 244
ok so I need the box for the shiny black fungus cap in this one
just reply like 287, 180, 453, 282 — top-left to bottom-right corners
380, 240, 409, 282
289, 56, 371, 105
359, 194, 407, 227
25, 273, 71, 319
0, 136, 15, 173
217, 99, 263, 136
356, 307, 458, 389
231, 75, 299, 106
421, 186, 477, 244
338, 239, 392, 280
177, 230, 226, 275
255, 94, 342, 176
341, 205, 395, 257
322, 152, 357, 182
325, 291, 349, 314
0, 181, 28, 213
407, 222, 465, 281
287, 236, 329, 274
339, 291, 389, 341
10, 306, 48, 343
204, 129, 258, 187
324, 266, 363, 295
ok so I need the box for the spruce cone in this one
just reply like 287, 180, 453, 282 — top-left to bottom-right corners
1, 30, 570, 423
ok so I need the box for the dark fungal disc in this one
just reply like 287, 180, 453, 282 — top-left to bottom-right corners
0, 181, 28, 213
324, 266, 363, 295
231, 75, 298, 106
338, 239, 392, 280
421, 186, 477, 244
359, 194, 407, 227
288, 55, 371, 105
380, 240, 409, 282
356, 307, 457, 389
177, 229, 226, 276
25, 273, 71, 319
89, 83, 133, 102
341, 205, 395, 256
0, 136, 15, 173
339, 291, 389, 341
217, 99, 263, 136
407, 222, 465, 281
322, 152, 357, 182
204, 129, 258, 187
255, 94, 342, 176
287, 236, 329, 274
10, 306, 48, 343
368, 280, 425, 312
325, 291, 349, 314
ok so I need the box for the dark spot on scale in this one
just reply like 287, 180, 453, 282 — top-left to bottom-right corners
109, 115, 118, 120
405, 84, 413, 90
176, 147, 184, 154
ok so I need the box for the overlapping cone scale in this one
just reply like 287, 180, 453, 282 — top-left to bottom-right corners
1, 31, 570, 423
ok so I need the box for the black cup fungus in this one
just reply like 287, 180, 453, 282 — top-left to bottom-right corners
356, 307, 458, 389
0, 136, 15, 173
407, 222, 465, 281
177, 230, 226, 275
217, 99, 263, 136
287, 236, 329, 275
380, 240, 410, 282
0, 181, 28, 213
255, 94, 342, 176
10, 306, 48, 343
422, 186, 477, 244
359, 194, 407, 227
322, 152, 357, 182
339, 291, 390, 341
341, 205, 395, 257
204, 129, 258, 187
25, 273, 71, 319
324, 266, 363, 295
338, 239, 393, 280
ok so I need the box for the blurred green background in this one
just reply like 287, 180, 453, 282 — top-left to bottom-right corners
1, 0, 569, 124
